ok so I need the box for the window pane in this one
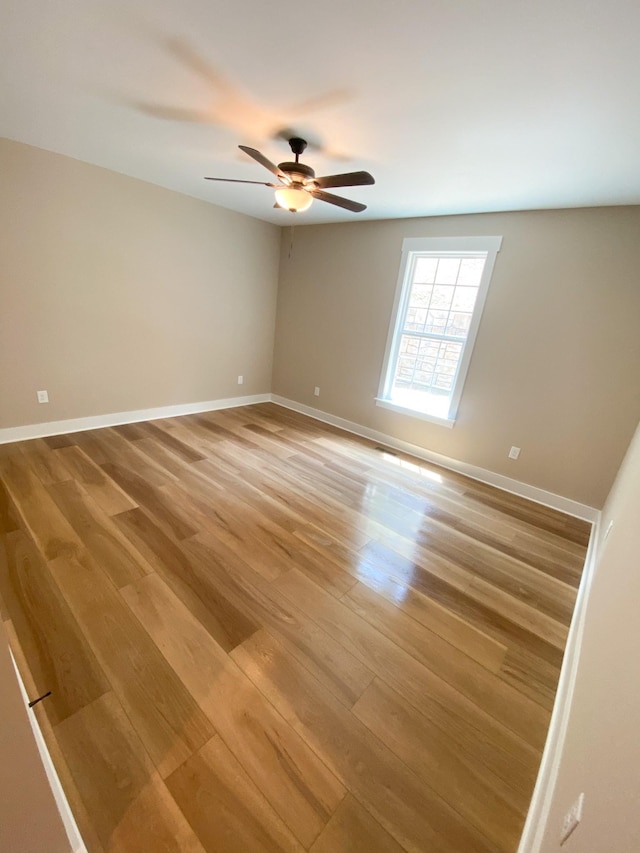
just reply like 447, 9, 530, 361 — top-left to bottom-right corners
434, 373, 453, 391
457, 257, 485, 286
431, 285, 454, 310
425, 310, 448, 333
392, 335, 462, 397
413, 257, 438, 283
419, 339, 440, 358
404, 307, 427, 331
445, 312, 472, 338
451, 286, 477, 312
435, 258, 460, 284
408, 283, 432, 307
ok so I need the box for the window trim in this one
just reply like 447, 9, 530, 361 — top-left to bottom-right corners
376, 235, 502, 426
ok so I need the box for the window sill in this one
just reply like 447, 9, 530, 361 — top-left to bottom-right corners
374, 397, 456, 428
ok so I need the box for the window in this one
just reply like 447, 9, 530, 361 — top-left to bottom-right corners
377, 236, 502, 427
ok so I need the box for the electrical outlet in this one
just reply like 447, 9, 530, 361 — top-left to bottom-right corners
560, 793, 584, 845
37, 390, 49, 404
314, 386, 320, 397
237, 375, 244, 385
508, 446, 520, 460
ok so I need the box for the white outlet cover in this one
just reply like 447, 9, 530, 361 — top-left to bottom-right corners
508, 446, 521, 460
314, 387, 320, 396
37, 390, 49, 403
237, 375, 243, 385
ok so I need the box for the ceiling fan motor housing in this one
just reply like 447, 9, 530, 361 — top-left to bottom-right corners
278, 161, 316, 184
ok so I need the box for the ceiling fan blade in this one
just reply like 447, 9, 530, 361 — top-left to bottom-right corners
312, 171, 375, 189
310, 189, 367, 213
204, 177, 278, 186
238, 145, 290, 182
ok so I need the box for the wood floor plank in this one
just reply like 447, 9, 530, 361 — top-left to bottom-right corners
166, 734, 304, 852
63, 430, 111, 465
340, 578, 538, 725
173, 460, 357, 593
158, 479, 290, 581
101, 461, 197, 540
56, 445, 137, 516
359, 528, 474, 595
185, 461, 360, 594
50, 550, 215, 777
83, 428, 183, 490
131, 436, 198, 480
55, 692, 205, 853
357, 538, 569, 651
110, 422, 148, 441
210, 444, 373, 553
0, 480, 20, 535
0, 530, 110, 725
467, 577, 568, 650
500, 647, 561, 711
359, 535, 576, 629
289, 526, 365, 597
134, 420, 207, 464
46, 479, 151, 589
341, 583, 507, 672
353, 678, 527, 852
121, 572, 345, 847
312, 444, 583, 583
232, 628, 497, 853
112, 507, 259, 652
183, 533, 374, 708
0, 452, 83, 560
168, 416, 233, 455
16, 438, 72, 486
344, 579, 507, 673
240, 575, 538, 799
236, 423, 299, 459
42, 433, 77, 450
459, 480, 591, 546
355, 533, 565, 670
310, 430, 587, 581
309, 795, 405, 853
274, 568, 550, 750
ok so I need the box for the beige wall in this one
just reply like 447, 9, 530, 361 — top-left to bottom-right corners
0, 138, 280, 430
273, 208, 640, 508
3, 139, 639, 509
0, 622, 69, 853
537, 418, 640, 851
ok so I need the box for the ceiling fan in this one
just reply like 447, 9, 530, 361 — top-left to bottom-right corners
204, 137, 374, 213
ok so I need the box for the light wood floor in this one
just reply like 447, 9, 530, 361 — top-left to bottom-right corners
0, 403, 590, 852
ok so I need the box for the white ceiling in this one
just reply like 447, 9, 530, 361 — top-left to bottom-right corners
2, 0, 639, 225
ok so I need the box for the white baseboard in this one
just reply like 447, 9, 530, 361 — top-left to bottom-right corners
517, 518, 600, 851
0, 394, 271, 444
271, 395, 599, 523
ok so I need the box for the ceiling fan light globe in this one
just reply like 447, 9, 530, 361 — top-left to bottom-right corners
274, 187, 313, 212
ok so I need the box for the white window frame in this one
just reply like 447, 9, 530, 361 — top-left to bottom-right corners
376, 235, 502, 427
